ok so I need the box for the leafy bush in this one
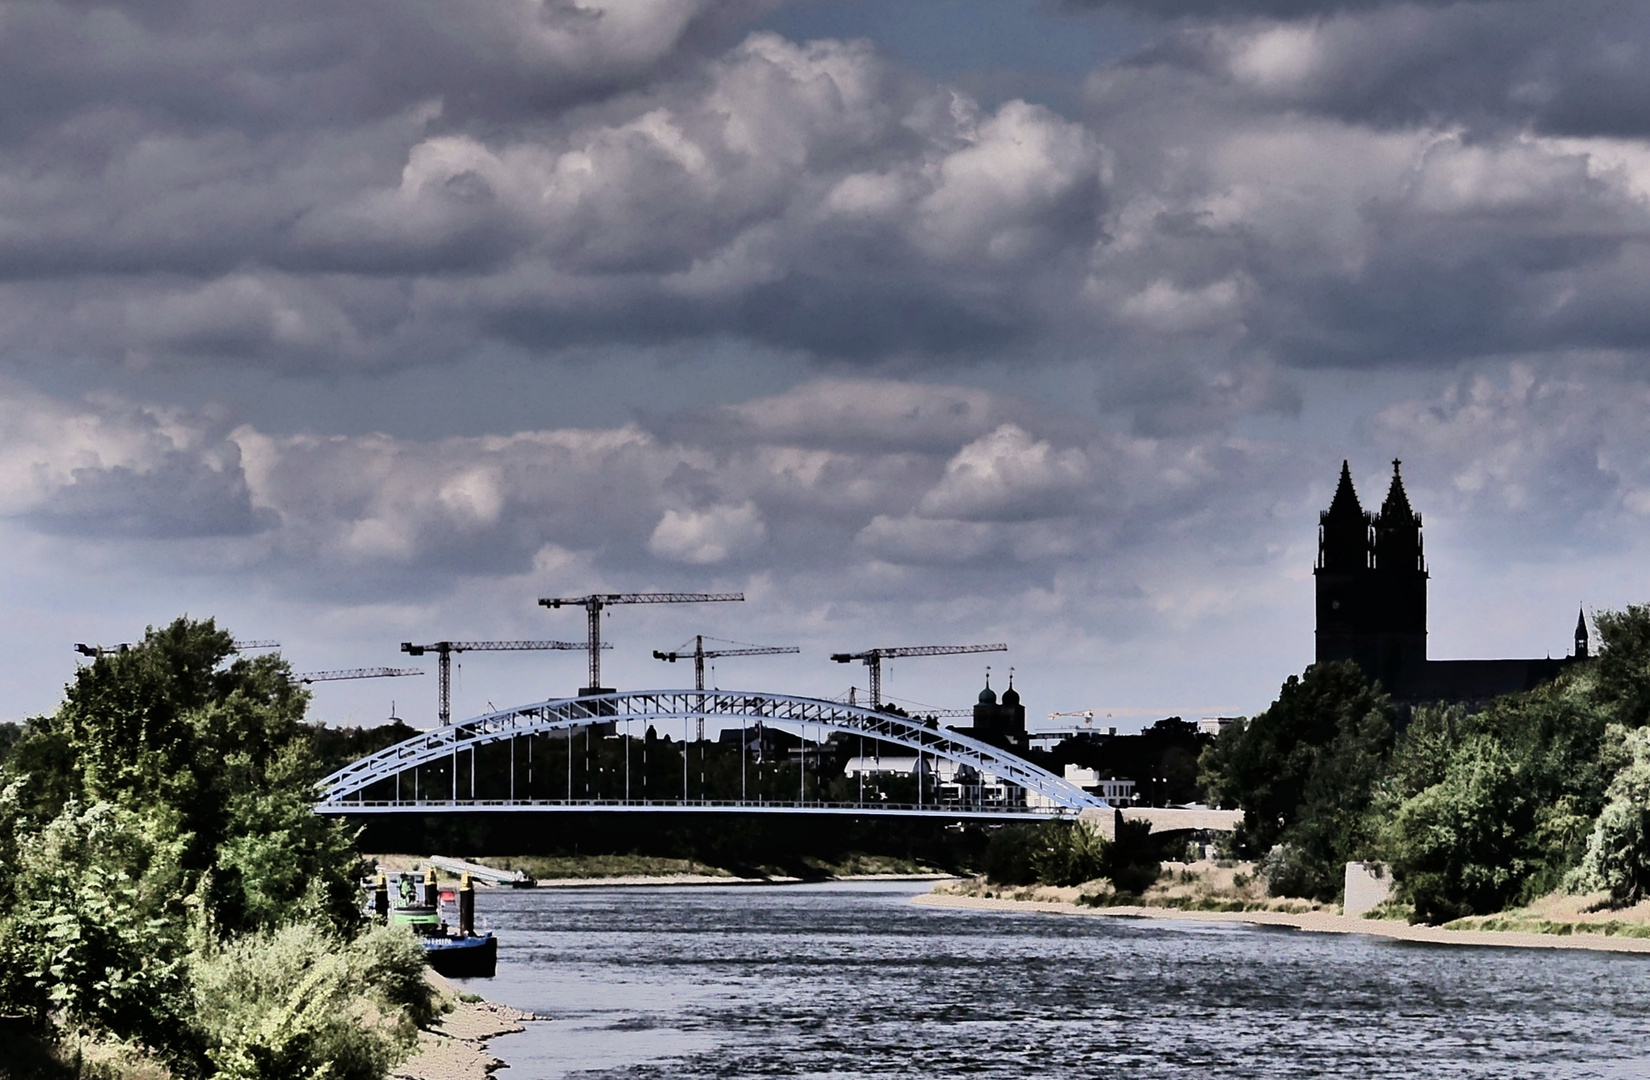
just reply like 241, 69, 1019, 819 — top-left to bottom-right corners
981, 819, 1160, 893
191, 923, 431, 1080
0, 799, 191, 1051
1258, 843, 1313, 898
1030, 821, 1107, 888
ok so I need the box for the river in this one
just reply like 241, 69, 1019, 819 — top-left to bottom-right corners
464, 880, 1650, 1078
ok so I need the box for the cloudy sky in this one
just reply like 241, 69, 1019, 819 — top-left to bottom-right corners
3, 0, 1648, 730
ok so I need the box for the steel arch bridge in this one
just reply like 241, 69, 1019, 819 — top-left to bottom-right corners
316, 689, 1105, 821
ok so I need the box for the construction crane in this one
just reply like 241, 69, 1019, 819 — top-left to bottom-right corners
401, 640, 596, 726
539, 592, 744, 693
294, 667, 423, 685
73, 642, 130, 657
830, 643, 1007, 710
1048, 710, 1099, 727
652, 636, 801, 691
76, 639, 277, 658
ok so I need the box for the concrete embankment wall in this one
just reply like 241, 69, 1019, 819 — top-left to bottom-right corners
1078, 806, 1245, 840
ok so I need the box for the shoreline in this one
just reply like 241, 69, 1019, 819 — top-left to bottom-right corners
913, 891, 1650, 954
393, 972, 536, 1080
528, 871, 954, 888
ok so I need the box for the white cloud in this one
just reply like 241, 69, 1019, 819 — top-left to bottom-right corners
918, 424, 1093, 521
649, 502, 768, 564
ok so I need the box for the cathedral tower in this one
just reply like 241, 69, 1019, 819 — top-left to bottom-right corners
1315, 460, 1428, 694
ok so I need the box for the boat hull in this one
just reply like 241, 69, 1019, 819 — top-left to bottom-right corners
423, 933, 498, 979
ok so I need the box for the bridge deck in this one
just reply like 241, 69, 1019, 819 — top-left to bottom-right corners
315, 798, 1082, 820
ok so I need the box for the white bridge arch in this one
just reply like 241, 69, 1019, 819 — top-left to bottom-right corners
316, 689, 1105, 820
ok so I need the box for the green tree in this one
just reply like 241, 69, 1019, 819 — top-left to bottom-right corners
1592, 605, 1650, 729
3, 617, 361, 939
1567, 725, 1650, 904
0, 616, 382, 1070
1384, 735, 1535, 924
1200, 660, 1394, 899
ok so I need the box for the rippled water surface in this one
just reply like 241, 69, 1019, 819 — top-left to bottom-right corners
464, 881, 1650, 1078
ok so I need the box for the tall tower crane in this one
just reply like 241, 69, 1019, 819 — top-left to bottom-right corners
830, 643, 1007, 709
294, 667, 423, 685
401, 640, 597, 726
539, 592, 744, 694
652, 636, 801, 691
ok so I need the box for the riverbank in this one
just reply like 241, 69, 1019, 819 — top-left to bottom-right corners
918, 879, 1650, 954
393, 972, 535, 1080
369, 852, 953, 887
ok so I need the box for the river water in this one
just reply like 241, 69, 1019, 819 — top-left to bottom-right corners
466, 881, 1650, 1078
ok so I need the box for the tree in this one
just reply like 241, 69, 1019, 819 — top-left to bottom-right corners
1592, 605, 1650, 729
1568, 725, 1650, 905
2, 617, 362, 939
1199, 660, 1394, 899
1384, 735, 1535, 924
0, 617, 375, 1066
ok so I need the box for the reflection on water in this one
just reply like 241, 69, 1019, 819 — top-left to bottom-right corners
463, 881, 1650, 1078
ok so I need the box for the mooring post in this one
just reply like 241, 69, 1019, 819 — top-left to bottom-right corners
459, 871, 476, 936
374, 872, 390, 923
423, 865, 437, 908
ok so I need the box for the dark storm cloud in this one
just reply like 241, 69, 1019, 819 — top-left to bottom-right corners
4, 0, 1650, 417
30, 454, 274, 539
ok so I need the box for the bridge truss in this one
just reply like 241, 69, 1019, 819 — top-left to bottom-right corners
316, 690, 1105, 820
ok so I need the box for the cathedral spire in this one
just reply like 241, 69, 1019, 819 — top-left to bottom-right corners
1373, 459, 1424, 575
1381, 459, 1416, 522
1576, 607, 1590, 659
1327, 460, 1363, 520
1318, 460, 1371, 572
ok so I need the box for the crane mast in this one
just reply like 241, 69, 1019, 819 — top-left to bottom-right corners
401, 639, 594, 726
829, 643, 1007, 709
539, 592, 744, 694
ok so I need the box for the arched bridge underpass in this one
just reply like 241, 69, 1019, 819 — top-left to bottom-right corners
315, 690, 1106, 821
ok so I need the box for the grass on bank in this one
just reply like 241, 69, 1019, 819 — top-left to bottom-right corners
944, 859, 1335, 915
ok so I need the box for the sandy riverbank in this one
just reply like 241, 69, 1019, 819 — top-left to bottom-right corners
531, 871, 955, 887
393, 972, 536, 1080
914, 889, 1650, 954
